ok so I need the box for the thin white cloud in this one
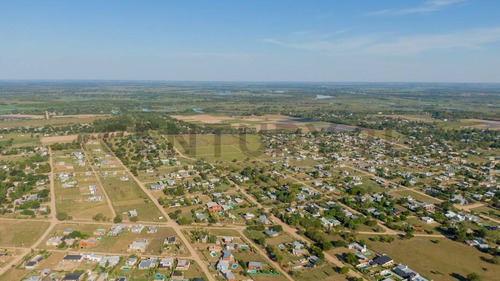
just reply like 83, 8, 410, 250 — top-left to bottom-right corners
292, 29, 352, 40
262, 34, 378, 53
263, 27, 500, 56
368, 0, 466, 16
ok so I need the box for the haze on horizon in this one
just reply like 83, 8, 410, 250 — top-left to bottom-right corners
1, 0, 500, 83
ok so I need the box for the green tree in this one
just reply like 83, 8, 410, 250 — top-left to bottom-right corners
114, 215, 123, 223
340, 266, 349, 274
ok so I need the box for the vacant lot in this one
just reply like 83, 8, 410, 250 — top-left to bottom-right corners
396, 189, 442, 204
54, 177, 114, 220
0, 220, 50, 247
172, 134, 266, 161
368, 236, 497, 281
0, 133, 40, 147
99, 174, 163, 221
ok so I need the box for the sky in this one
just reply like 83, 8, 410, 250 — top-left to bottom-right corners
1, 0, 500, 82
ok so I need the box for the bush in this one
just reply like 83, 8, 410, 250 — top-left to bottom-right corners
92, 213, 107, 221
56, 212, 72, 221
270, 225, 283, 232
177, 217, 192, 225
247, 225, 265, 231
466, 273, 482, 281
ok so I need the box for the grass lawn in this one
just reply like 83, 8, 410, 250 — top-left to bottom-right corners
367, 236, 498, 281
0, 220, 50, 247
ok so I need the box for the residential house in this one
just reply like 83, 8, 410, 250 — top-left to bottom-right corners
62, 273, 84, 281
164, 236, 177, 245
25, 255, 43, 269
373, 255, 394, 267
206, 202, 222, 213
128, 239, 148, 252
176, 259, 190, 270
347, 242, 367, 253
138, 258, 158, 269
99, 256, 120, 268
248, 261, 262, 271
221, 250, 234, 261
159, 257, 174, 269
62, 254, 83, 263
264, 230, 279, 237
78, 238, 98, 248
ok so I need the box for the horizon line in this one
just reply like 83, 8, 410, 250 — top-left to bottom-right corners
0, 79, 500, 85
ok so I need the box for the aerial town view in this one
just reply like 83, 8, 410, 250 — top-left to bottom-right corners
0, 1, 499, 281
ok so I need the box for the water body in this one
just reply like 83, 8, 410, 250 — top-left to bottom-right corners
316, 95, 333, 100
317, 123, 359, 132
192, 107, 204, 113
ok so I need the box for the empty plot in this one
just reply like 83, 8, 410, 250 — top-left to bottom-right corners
98, 174, 163, 221
368, 236, 497, 281
53, 150, 114, 220
0, 220, 50, 247
172, 134, 266, 161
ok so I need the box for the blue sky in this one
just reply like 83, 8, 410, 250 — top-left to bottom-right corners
1, 0, 499, 82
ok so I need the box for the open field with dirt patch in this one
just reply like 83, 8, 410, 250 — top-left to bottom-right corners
171, 114, 352, 133
461, 119, 500, 130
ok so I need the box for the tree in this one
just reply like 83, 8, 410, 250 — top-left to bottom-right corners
270, 225, 283, 232
114, 215, 123, 223
340, 266, 349, 274
344, 252, 358, 265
